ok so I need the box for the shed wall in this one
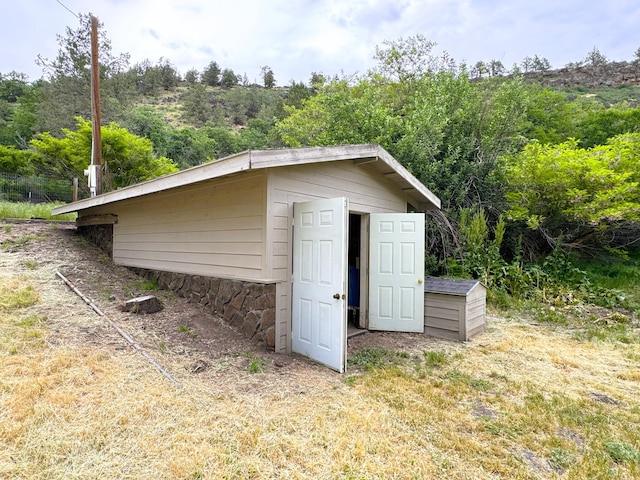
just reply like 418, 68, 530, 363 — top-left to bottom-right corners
267, 160, 410, 353
110, 172, 268, 281
465, 296, 486, 338
424, 293, 465, 341
424, 286, 486, 342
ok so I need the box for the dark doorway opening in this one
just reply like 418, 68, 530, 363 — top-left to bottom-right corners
348, 213, 362, 332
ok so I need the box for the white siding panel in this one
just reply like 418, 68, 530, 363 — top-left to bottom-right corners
118, 229, 263, 244
269, 198, 292, 283
112, 172, 267, 280
116, 249, 262, 268
117, 241, 262, 255
272, 161, 407, 214
275, 282, 290, 353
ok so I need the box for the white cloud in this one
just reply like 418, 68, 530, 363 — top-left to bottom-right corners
1, 0, 638, 83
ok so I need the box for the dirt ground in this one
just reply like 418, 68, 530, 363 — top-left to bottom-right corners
0, 220, 467, 389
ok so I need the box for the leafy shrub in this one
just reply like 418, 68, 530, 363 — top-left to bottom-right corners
604, 440, 640, 464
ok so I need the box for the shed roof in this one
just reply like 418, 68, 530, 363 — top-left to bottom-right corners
424, 277, 484, 296
51, 144, 441, 215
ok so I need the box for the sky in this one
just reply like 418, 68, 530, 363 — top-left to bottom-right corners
2, 0, 639, 84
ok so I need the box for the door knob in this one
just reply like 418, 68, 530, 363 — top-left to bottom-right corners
418, 278, 423, 284
333, 293, 341, 299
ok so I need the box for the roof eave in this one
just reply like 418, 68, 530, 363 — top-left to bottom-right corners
51, 144, 441, 215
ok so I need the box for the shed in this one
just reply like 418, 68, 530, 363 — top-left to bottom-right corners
52, 144, 441, 372
424, 277, 486, 342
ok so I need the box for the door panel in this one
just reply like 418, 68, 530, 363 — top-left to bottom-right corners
292, 197, 348, 372
369, 213, 425, 332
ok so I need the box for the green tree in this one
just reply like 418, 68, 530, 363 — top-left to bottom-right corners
584, 47, 608, 67
309, 72, 326, 91
34, 14, 133, 135
130, 58, 179, 94
0, 72, 29, 146
164, 127, 217, 168
182, 84, 212, 126
185, 68, 199, 84
521, 85, 584, 144
202, 61, 221, 87
504, 135, 640, 250
157, 57, 180, 90
124, 107, 217, 167
36, 14, 130, 81
238, 118, 272, 150
0, 145, 42, 175
284, 81, 312, 110
577, 103, 640, 148
488, 59, 505, 76
521, 55, 551, 73
30, 117, 177, 192
201, 126, 240, 158
221, 68, 239, 88
276, 70, 530, 210
123, 106, 171, 155
471, 61, 488, 79
130, 59, 162, 95
4, 81, 42, 147
0, 71, 29, 103
372, 34, 439, 81
531, 55, 551, 72
261, 66, 276, 89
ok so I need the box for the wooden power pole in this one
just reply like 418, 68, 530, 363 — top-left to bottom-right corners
90, 15, 102, 195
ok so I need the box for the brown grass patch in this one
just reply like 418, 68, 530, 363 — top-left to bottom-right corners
1, 222, 640, 478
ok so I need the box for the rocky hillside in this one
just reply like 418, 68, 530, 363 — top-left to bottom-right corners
525, 61, 640, 88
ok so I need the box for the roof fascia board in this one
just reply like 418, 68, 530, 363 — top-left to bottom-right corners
52, 152, 251, 215
375, 146, 442, 210
248, 144, 380, 169
52, 144, 441, 215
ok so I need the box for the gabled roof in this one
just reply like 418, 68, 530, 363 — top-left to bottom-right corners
52, 144, 441, 215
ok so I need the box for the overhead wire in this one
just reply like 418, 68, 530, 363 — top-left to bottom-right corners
55, 0, 79, 19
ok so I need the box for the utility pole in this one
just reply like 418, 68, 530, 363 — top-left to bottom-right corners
89, 14, 102, 196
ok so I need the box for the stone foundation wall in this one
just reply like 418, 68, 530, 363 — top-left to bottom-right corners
77, 224, 113, 258
131, 268, 277, 349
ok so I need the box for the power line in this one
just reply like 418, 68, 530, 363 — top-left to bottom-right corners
56, 0, 79, 19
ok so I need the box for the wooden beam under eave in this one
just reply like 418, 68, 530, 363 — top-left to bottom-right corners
353, 157, 378, 166
76, 214, 118, 227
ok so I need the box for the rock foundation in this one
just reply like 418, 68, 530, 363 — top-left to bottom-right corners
78, 224, 113, 257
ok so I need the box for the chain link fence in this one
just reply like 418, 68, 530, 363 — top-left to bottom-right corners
0, 172, 75, 203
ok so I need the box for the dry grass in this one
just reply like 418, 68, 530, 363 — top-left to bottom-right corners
3, 317, 639, 479
1, 223, 640, 479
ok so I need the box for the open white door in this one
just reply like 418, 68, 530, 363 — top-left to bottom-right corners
292, 197, 348, 372
369, 213, 425, 332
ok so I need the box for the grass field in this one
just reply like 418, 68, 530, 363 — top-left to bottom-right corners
1, 223, 639, 479
0, 201, 76, 222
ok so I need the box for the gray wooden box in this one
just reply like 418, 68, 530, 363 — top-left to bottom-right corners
424, 277, 486, 342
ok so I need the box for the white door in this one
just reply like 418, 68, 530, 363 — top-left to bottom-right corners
369, 213, 425, 332
292, 197, 348, 372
